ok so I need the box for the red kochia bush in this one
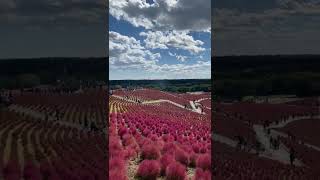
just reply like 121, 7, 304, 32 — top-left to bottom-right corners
189, 153, 198, 167
23, 162, 42, 180
165, 162, 186, 180
3, 161, 20, 179
122, 134, 135, 146
192, 144, 201, 153
199, 146, 207, 154
118, 127, 128, 137
124, 147, 138, 159
109, 170, 128, 180
175, 148, 190, 166
193, 168, 211, 180
162, 142, 178, 155
196, 154, 211, 170
141, 144, 161, 160
160, 154, 175, 175
109, 157, 126, 173
136, 160, 161, 180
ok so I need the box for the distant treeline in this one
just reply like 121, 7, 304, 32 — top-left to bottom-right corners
213, 55, 320, 99
0, 57, 107, 89
110, 79, 211, 93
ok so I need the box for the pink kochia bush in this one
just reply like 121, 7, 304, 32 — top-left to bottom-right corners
109, 170, 128, 180
109, 157, 128, 180
196, 154, 211, 170
162, 142, 178, 155
175, 148, 190, 166
136, 160, 161, 180
160, 154, 175, 175
3, 160, 21, 180
109, 157, 126, 173
166, 162, 186, 180
193, 168, 211, 180
141, 144, 161, 160
23, 162, 42, 180
189, 152, 198, 167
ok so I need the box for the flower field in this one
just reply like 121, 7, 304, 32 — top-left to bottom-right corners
109, 89, 212, 180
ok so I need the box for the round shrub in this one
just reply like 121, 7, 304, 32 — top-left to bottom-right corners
189, 152, 198, 167
199, 146, 207, 154
165, 162, 186, 180
109, 157, 126, 173
192, 144, 201, 153
196, 154, 211, 170
155, 140, 165, 151
124, 147, 138, 160
175, 148, 190, 166
118, 127, 128, 137
141, 144, 161, 160
136, 160, 161, 180
3, 160, 20, 177
122, 135, 135, 146
23, 162, 42, 180
109, 170, 128, 180
162, 142, 178, 155
160, 154, 175, 175
109, 138, 122, 152
193, 168, 211, 180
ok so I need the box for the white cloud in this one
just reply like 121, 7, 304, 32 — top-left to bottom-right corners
157, 61, 211, 78
168, 52, 187, 62
109, 31, 211, 78
140, 31, 205, 54
109, 0, 211, 32
109, 31, 160, 69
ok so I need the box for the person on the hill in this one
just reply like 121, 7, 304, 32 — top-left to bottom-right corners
256, 141, 261, 155
276, 136, 281, 150
269, 136, 273, 149
235, 135, 244, 150
290, 147, 295, 166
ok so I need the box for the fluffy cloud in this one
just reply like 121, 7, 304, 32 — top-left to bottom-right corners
110, 31, 211, 77
155, 60, 211, 79
109, 0, 211, 32
168, 52, 187, 62
140, 31, 205, 54
0, 0, 106, 27
159, 61, 210, 74
109, 31, 160, 69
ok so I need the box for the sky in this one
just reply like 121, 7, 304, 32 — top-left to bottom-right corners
109, 0, 211, 80
0, 0, 107, 59
213, 0, 320, 56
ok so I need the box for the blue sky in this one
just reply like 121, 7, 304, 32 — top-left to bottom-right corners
109, 0, 211, 80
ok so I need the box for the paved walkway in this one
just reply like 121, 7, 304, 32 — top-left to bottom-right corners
253, 124, 303, 166
189, 101, 203, 114
213, 133, 237, 147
